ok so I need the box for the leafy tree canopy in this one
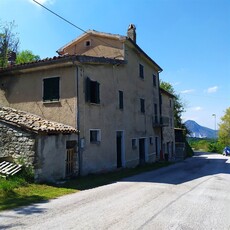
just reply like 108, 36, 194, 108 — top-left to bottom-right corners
218, 107, 230, 146
0, 20, 40, 67
16, 50, 40, 64
0, 20, 19, 68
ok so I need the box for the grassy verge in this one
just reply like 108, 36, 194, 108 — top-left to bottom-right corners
0, 161, 172, 211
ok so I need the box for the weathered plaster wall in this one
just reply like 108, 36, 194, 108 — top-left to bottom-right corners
62, 34, 124, 60
161, 93, 175, 158
35, 134, 78, 182
0, 121, 36, 166
78, 43, 161, 175
0, 66, 77, 127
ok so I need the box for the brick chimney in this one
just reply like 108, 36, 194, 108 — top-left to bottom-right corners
127, 24, 136, 43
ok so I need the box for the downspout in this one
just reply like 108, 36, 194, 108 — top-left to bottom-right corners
75, 64, 82, 176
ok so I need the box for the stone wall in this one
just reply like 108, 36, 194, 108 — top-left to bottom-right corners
0, 121, 36, 166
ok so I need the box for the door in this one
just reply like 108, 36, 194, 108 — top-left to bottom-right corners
155, 137, 159, 157
139, 138, 146, 165
116, 131, 124, 168
66, 148, 74, 177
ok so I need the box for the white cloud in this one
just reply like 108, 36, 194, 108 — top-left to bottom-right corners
180, 89, 195, 94
192, 106, 203, 111
205, 86, 218, 93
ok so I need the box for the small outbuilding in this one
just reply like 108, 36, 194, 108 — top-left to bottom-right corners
0, 106, 78, 182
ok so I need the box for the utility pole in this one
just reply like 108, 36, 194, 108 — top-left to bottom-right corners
212, 114, 216, 140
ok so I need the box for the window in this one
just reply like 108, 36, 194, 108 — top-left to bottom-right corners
85, 40, 91, 47
154, 103, 158, 122
86, 77, 100, 104
169, 99, 172, 108
43, 77, 60, 102
132, 138, 137, 149
139, 64, 144, 79
149, 136, 153, 145
119, 90, 124, 110
140, 98, 145, 113
90, 129, 101, 143
153, 74, 157, 86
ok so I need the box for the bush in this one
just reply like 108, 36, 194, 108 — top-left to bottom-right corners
208, 141, 225, 154
17, 165, 34, 183
0, 176, 27, 195
185, 140, 194, 157
0, 164, 33, 195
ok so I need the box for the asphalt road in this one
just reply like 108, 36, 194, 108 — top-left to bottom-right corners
1, 152, 230, 230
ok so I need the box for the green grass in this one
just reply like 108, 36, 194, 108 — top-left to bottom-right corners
0, 161, 172, 211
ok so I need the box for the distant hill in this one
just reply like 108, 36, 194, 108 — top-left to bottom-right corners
185, 120, 217, 139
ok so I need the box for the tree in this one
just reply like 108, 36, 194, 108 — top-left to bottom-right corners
218, 107, 230, 146
0, 21, 19, 68
160, 80, 186, 128
16, 50, 40, 64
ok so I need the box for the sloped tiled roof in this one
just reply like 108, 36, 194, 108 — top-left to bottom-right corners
0, 106, 77, 134
0, 55, 126, 74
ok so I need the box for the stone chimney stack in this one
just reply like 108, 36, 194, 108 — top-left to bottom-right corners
127, 24, 136, 43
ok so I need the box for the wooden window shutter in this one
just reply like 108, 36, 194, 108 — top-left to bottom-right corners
85, 77, 91, 102
95, 81, 100, 103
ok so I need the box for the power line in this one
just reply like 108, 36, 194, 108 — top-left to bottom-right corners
33, 0, 87, 33
32, 0, 122, 54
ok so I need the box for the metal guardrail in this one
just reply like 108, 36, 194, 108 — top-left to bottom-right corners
0, 161, 22, 178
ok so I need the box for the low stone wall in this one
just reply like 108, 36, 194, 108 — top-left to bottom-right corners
0, 121, 36, 166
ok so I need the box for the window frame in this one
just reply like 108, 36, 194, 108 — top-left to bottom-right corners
89, 129, 101, 144
132, 138, 137, 149
42, 76, 60, 103
149, 136, 153, 145
139, 64, 144, 79
153, 74, 157, 87
118, 90, 124, 110
140, 98, 145, 114
85, 40, 91, 47
85, 77, 100, 104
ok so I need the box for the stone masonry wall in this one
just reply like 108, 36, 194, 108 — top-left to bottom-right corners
0, 121, 36, 167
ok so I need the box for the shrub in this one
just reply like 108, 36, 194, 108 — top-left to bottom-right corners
0, 176, 27, 195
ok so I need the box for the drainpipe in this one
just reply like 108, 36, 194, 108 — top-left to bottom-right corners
75, 64, 82, 176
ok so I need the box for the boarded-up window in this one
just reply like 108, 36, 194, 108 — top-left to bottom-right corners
85, 77, 100, 104
43, 77, 60, 102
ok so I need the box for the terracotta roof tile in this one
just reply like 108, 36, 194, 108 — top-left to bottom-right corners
0, 106, 77, 134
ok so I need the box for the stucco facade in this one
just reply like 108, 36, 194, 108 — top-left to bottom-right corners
0, 25, 175, 176
160, 88, 175, 160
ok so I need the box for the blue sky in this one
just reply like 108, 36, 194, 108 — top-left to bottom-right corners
0, 0, 229, 129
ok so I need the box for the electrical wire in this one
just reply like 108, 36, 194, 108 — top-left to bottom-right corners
33, 0, 87, 33
32, 0, 124, 55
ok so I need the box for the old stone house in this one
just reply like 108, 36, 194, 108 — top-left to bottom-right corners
0, 106, 77, 182
0, 25, 175, 176
160, 88, 175, 160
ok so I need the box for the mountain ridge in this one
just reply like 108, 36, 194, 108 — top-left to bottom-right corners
185, 120, 217, 139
